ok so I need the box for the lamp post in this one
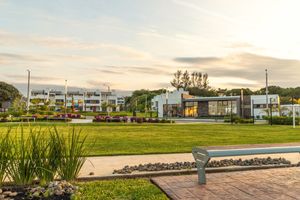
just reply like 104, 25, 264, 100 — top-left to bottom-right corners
64, 80, 68, 117
265, 69, 269, 116
26, 69, 31, 114
270, 98, 273, 126
166, 89, 169, 119
292, 96, 296, 128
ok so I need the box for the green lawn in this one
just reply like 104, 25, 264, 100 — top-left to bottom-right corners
0, 123, 300, 156
75, 179, 168, 200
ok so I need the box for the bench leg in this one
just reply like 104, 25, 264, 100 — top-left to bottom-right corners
192, 148, 210, 185
196, 158, 210, 185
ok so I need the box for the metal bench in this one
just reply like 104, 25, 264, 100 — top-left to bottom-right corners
192, 146, 300, 184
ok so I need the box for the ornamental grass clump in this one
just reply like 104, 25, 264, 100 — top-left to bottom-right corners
57, 127, 88, 181
7, 126, 37, 185
0, 128, 13, 186
0, 125, 90, 186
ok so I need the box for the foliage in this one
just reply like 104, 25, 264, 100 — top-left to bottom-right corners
125, 89, 165, 112
0, 125, 89, 185
9, 96, 26, 113
264, 116, 300, 125
0, 82, 21, 102
187, 87, 218, 97
75, 179, 168, 200
170, 70, 209, 91
225, 88, 254, 96
170, 70, 183, 90
0, 128, 12, 185
7, 126, 37, 185
224, 116, 254, 124
57, 127, 88, 181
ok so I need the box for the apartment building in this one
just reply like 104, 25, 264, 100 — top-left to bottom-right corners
30, 89, 125, 112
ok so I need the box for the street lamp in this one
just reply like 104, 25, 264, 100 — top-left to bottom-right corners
26, 69, 31, 114
265, 69, 269, 116
64, 80, 68, 117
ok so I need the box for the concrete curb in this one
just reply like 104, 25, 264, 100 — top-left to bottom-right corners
76, 164, 296, 182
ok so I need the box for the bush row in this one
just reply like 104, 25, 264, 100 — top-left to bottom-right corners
264, 116, 300, 125
224, 116, 254, 124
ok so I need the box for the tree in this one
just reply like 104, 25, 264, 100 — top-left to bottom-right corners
181, 70, 191, 90
225, 88, 254, 96
191, 72, 209, 89
187, 87, 218, 97
125, 89, 166, 112
170, 70, 183, 90
0, 82, 21, 102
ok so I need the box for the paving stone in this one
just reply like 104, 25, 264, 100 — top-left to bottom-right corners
151, 168, 300, 200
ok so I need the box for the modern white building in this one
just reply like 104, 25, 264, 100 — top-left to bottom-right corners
152, 89, 280, 119
151, 88, 189, 118
30, 89, 125, 112
280, 104, 300, 117
251, 94, 280, 119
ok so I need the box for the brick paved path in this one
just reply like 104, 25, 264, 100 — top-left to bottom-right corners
151, 167, 300, 200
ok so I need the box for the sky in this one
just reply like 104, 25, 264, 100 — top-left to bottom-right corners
1, 0, 300, 93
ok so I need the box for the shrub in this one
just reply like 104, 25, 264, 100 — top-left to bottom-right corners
265, 116, 300, 125
224, 116, 254, 124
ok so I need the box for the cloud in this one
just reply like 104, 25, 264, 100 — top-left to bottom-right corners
5, 74, 62, 81
90, 65, 172, 76
173, 53, 300, 88
172, 0, 242, 26
0, 53, 47, 63
174, 56, 221, 64
0, 29, 150, 60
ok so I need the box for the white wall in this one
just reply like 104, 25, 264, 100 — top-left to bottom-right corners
251, 94, 280, 119
281, 104, 300, 117
151, 89, 188, 118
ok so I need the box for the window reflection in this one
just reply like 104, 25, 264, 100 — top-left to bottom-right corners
184, 102, 198, 117
208, 101, 237, 116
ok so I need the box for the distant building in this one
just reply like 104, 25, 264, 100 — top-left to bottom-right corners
30, 89, 125, 112
0, 100, 12, 112
152, 89, 280, 119
280, 104, 300, 117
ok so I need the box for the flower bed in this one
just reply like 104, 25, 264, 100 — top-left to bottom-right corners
93, 116, 173, 123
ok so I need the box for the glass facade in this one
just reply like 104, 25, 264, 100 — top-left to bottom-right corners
184, 101, 198, 117
163, 104, 182, 117
208, 100, 237, 116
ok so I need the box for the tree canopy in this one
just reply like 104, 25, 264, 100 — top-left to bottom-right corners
0, 82, 21, 102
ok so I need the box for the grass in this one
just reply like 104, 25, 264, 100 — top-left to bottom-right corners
0, 123, 300, 156
75, 179, 168, 200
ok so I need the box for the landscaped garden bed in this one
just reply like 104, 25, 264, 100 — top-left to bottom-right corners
93, 116, 173, 123
0, 126, 88, 200
113, 157, 292, 174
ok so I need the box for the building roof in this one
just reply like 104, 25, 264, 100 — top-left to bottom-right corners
183, 96, 240, 102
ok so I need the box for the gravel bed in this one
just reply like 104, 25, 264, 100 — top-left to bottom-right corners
113, 157, 291, 174
0, 180, 77, 200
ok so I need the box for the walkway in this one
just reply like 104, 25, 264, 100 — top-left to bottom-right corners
151, 167, 300, 200
78, 143, 300, 178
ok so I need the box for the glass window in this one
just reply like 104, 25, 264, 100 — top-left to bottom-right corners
209, 100, 237, 116
184, 102, 198, 117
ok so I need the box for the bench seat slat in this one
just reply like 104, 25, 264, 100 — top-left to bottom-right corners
207, 146, 300, 157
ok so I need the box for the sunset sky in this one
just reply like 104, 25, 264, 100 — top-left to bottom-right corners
1, 0, 300, 92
